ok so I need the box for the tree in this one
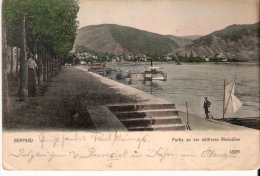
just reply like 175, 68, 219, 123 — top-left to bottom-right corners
18, 15, 28, 100
2, 2, 9, 122
3, 0, 79, 100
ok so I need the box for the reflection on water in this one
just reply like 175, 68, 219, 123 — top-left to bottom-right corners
107, 62, 259, 119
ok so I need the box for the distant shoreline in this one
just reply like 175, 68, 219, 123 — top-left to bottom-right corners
109, 61, 259, 66
201, 62, 259, 66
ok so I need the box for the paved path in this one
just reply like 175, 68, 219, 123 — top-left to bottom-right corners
178, 112, 253, 131
6, 66, 135, 130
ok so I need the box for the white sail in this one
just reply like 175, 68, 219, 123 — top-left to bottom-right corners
224, 79, 243, 115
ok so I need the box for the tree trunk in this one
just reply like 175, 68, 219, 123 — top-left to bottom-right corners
18, 16, 28, 101
10, 47, 14, 75
47, 57, 50, 78
2, 18, 9, 124
12, 47, 18, 75
51, 57, 54, 75
16, 48, 20, 76
48, 56, 52, 78
43, 55, 48, 81
38, 56, 44, 86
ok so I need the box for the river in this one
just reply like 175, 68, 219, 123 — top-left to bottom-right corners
107, 62, 259, 119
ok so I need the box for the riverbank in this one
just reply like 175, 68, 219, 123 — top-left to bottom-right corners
77, 65, 256, 131
178, 112, 255, 131
4, 66, 257, 131
107, 60, 259, 66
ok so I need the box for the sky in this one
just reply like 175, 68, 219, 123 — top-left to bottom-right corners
77, 0, 259, 36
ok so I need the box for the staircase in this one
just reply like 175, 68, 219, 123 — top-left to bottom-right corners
108, 104, 185, 131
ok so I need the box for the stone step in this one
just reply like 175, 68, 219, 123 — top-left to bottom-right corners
120, 116, 182, 127
127, 124, 185, 131
108, 104, 176, 112
114, 109, 179, 119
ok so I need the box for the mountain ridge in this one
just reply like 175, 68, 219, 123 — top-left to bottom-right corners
176, 22, 259, 61
74, 23, 259, 61
74, 24, 191, 55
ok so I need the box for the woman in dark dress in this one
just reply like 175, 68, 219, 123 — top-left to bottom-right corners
27, 55, 38, 97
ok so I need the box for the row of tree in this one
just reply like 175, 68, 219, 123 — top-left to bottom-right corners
2, 0, 79, 119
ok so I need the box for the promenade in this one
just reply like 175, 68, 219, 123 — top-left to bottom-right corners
4, 66, 254, 131
5, 66, 135, 130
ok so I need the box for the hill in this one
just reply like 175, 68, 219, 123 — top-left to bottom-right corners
177, 23, 260, 61
166, 35, 193, 47
180, 35, 201, 40
74, 24, 186, 55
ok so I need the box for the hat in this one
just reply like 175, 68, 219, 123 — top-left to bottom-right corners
27, 53, 32, 58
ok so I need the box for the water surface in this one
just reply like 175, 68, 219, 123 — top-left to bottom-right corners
107, 62, 259, 119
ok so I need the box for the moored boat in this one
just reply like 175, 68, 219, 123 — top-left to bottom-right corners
144, 66, 167, 81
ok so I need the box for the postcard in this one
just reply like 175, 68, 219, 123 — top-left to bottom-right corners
2, 0, 259, 171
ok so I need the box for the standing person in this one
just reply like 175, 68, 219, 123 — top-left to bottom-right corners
203, 97, 211, 119
27, 54, 38, 97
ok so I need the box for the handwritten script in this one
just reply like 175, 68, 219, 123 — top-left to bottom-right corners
38, 132, 149, 149
6, 132, 239, 168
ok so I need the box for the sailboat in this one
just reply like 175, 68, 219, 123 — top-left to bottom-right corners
222, 77, 243, 119
212, 77, 259, 130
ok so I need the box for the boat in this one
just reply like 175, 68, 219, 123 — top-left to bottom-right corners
115, 69, 130, 80
144, 59, 167, 81
222, 77, 243, 119
88, 62, 108, 76
130, 72, 145, 81
116, 60, 167, 81
144, 66, 167, 81
207, 77, 243, 120
210, 77, 243, 120
211, 77, 260, 130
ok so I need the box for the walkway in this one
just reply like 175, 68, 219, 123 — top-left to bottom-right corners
5, 66, 135, 130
